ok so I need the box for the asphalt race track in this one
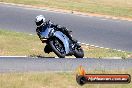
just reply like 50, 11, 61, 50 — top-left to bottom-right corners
0, 4, 132, 51
0, 57, 132, 72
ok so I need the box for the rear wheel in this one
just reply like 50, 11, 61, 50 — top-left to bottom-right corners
49, 37, 66, 58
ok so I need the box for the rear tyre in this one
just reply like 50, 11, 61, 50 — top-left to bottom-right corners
49, 37, 66, 58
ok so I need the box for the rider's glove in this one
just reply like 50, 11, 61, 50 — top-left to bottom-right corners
62, 27, 72, 33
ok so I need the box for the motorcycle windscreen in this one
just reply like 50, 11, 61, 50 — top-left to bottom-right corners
40, 27, 53, 39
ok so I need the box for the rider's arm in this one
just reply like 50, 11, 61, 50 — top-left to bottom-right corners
36, 28, 42, 38
48, 21, 58, 29
36, 28, 40, 34
57, 25, 72, 33
48, 20, 72, 33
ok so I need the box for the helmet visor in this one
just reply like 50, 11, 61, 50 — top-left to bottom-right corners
36, 19, 43, 26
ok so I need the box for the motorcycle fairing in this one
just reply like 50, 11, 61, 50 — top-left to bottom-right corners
40, 27, 53, 39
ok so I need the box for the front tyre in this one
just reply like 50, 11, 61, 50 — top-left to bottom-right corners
74, 47, 84, 58
49, 37, 66, 58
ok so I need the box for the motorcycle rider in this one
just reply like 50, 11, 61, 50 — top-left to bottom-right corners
35, 15, 80, 47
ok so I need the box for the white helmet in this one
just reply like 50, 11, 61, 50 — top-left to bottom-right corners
35, 15, 45, 27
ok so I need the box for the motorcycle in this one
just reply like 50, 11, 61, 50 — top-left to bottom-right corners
38, 25, 84, 58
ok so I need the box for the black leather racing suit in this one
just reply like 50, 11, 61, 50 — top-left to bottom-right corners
36, 20, 75, 42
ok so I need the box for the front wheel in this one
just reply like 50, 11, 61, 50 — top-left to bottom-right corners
49, 37, 66, 58
74, 46, 84, 58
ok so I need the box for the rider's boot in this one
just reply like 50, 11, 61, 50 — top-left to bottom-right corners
68, 34, 81, 48
63, 28, 81, 48
72, 38, 81, 48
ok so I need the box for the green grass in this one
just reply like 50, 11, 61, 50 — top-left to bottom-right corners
0, 70, 132, 88
0, 29, 131, 58
0, 29, 56, 57
1, 0, 132, 18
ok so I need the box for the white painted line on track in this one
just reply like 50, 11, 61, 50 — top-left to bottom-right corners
113, 49, 117, 50
100, 47, 104, 49
79, 42, 126, 53
33, 71, 73, 73
29, 34, 33, 35
114, 20, 121, 23
90, 45, 95, 47
86, 44, 90, 46
105, 48, 110, 49
0, 56, 28, 57
122, 51, 125, 53
81, 42, 86, 45
101, 19, 107, 21
117, 50, 122, 52
95, 46, 99, 48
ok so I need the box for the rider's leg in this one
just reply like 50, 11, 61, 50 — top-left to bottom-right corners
64, 30, 81, 48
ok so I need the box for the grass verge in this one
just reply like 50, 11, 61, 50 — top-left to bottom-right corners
1, 0, 132, 18
0, 29, 131, 58
0, 69, 132, 88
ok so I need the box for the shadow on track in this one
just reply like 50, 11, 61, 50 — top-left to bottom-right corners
30, 55, 56, 58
